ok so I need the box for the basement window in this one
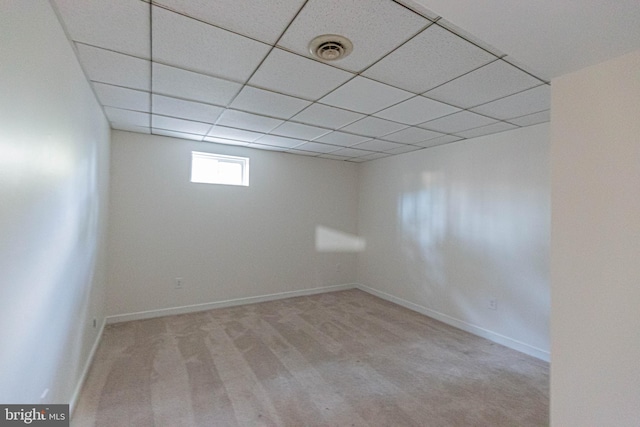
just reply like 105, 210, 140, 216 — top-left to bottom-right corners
190, 151, 249, 186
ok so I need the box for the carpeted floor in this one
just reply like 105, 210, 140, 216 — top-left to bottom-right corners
72, 289, 549, 426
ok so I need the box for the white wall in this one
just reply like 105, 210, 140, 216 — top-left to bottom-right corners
357, 124, 550, 359
550, 50, 640, 426
107, 132, 359, 317
0, 1, 110, 405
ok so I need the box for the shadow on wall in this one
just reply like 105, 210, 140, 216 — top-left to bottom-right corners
397, 168, 549, 345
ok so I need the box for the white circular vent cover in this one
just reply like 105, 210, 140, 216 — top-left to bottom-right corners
309, 35, 353, 61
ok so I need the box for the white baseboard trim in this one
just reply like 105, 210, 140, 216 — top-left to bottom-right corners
355, 283, 550, 362
106, 284, 357, 324
69, 317, 106, 415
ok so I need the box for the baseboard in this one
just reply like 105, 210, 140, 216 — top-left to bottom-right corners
355, 283, 550, 362
106, 283, 357, 324
69, 317, 106, 415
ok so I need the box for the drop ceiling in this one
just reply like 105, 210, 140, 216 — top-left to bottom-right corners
52, 0, 552, 162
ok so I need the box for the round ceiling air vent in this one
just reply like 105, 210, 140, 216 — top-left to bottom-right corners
309, 35, 353, 61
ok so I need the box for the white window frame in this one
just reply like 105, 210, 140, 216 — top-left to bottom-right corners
190, 151, 249, 186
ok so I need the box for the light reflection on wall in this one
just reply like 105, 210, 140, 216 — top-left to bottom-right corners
0, 137, 75, 180
398, 171, 447, 291
391, 140, 550, 354
0, 137, 103, 403
0, 0, 110, 402
315, 225, 366, 252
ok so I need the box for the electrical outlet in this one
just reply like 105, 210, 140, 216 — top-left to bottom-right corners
175, 277, 183, 289
488, 298, 498, 310
92, 318, 97, 328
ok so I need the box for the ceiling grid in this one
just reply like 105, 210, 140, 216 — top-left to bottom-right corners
51, 0, 551, 162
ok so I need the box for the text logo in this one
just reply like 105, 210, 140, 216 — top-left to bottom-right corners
0, 405, 68, 426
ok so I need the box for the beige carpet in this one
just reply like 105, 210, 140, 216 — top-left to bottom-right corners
73, 290, 548, 426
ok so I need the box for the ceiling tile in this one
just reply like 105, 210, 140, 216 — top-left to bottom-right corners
291, 103, 364, 128
152, 128, 204, 141
507, 110, 551, 126
352, 139, 406, 152
329, 147, 374, 158
502, 56, 550, 84
286, 149, 321, 157
53, 0, 150, 58
454, 122, 518, 139
414, 134, 462, 147
152, 6, 270, 82
104, 107, 150, 127
152, 63, 241, 106
152, 95, 223, 123
356, 152, 393, 161
470, 85, 551, 120
319, 77, 413, 114
293, 142, 341, 154
424, 59, 543, 108
278, 0, 428, 72
436, 17, 505, 58
270, 122, 331, 140
248, 143, 289, 152
203, 136, 251, 147
319, 154, 351, 161
384, 144, 424, 155
382, 126, 443, 144
374, 96, 460, 125
111, 123, 151, 134
230, 86, 311, 119
152, 115, 212, 135
253, 135, 306, 148
216, 110, 284, 133
153, 0, 305, 44
93, 83, 150, 112
315, 131, 371, 147
248, 48, 354, 100
364, 24, 495, 93
391, 0, 440, 20
57, 0, 554, 161
419, 111, 498, 133
207, 126, 264, 142
76, 44, 150, 90
339, 116, 407, 137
